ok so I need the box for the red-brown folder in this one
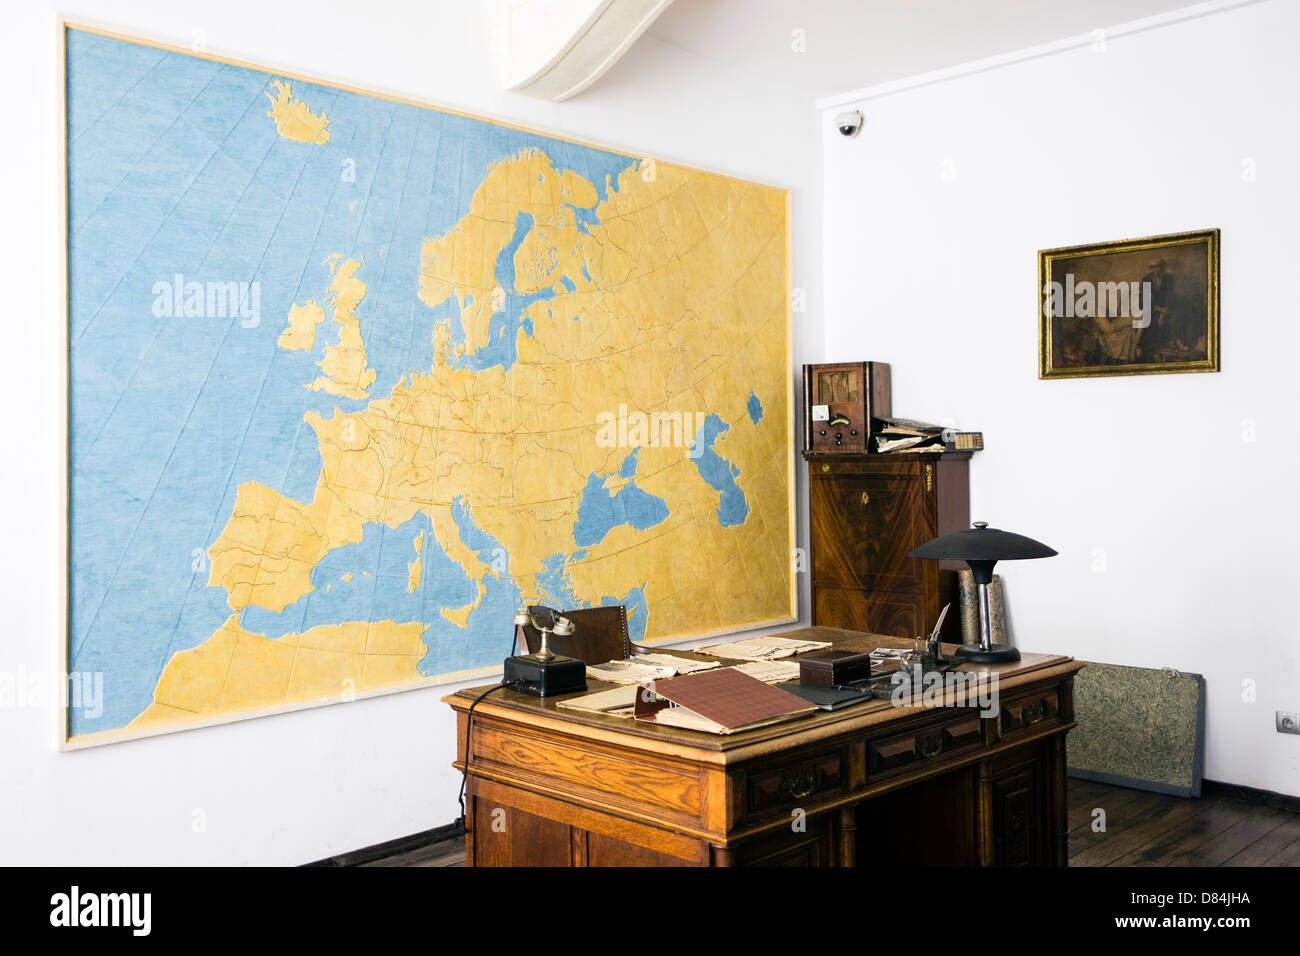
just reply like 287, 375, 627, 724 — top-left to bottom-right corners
633, 667, 817, 734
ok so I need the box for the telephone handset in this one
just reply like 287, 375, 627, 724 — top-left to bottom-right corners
526, 604, 575, 637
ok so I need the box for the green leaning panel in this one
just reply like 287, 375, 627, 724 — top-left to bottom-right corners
1067, 661, 1205, 798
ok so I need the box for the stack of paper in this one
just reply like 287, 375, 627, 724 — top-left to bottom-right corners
732, 660, 801, 683
585, 659, 677, 684
585, 653, 721, 685
696, 635, 832, 662
635, 653, 720, 675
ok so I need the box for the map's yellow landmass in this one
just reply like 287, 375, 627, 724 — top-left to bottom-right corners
408, 531, 424, 592
129, 615, 428, 727
440, 603, 476, 629
306, 257, 377, 400
155, 146, 789, 724
278, 300, 326, 351
265, 79, 330, 145
207, 479, 364, 612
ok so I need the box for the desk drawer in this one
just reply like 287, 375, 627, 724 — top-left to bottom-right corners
744, 747, 847, 820
867, 713, 982, 777
998, 688, 1062, 740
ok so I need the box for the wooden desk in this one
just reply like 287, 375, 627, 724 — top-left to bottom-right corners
445, 627, 1084, 867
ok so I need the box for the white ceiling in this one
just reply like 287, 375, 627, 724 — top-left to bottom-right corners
644, 0, 1210, 101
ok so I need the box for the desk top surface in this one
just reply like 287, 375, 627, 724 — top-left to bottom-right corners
444, 627, 1082, 760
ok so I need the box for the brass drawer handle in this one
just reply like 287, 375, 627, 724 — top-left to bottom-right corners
782, 771, 815, 800
918, 735, 943, 758
1022, 702, 1045, 725
860, 492, 870, 505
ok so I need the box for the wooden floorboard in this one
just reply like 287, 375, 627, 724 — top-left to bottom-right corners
1221, 813, 1300, 865
360, 781, 1295, 866
1163, 805, 1290, 867
1113, 801, 1271, 866
1262, 831, 1300, 866
1068, 780, 1300, 867
1069, 789, 1210, 865
360, 841, 466, 867
1067, 779, 1148, 833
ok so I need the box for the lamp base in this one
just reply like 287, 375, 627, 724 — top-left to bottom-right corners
955, 643, 1021, 664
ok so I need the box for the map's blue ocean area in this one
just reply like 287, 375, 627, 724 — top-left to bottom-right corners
690, 414, 751, 528
535, 552, 585, 610
237, 500, 518, 678
747, 390, 764, 424
65, 29, 637, 735
572, 450, 670, 547
535, 554, 650, 646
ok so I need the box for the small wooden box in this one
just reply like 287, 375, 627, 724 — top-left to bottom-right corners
799, 649, 873, 688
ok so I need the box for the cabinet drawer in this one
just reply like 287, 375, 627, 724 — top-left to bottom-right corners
814, 587, 920, 639
744, 747, 847, 820
998, 688, 1062, 740
867, 713, 983, 777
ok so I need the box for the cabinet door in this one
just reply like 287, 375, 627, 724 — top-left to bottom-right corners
990, 751, 1049, 867
809, 474, 929, 592
733, 814, 836, 866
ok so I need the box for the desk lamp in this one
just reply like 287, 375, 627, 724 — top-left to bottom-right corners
909, 521, 1057, 663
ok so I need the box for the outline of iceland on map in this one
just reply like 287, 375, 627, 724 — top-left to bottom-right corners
65, 28, 792, 742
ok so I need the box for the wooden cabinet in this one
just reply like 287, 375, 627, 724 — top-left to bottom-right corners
805, 452, 972, 643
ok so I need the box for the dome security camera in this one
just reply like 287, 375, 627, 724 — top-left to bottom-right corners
835, 110, 864, 137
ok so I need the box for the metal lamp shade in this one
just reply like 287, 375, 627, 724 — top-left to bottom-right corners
909, 522, 1057, 663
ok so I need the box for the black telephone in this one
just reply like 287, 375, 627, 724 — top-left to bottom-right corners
504, 605, 587, 697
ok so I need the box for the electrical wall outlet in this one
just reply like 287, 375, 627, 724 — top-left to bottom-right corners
1277, 712, 1300, 735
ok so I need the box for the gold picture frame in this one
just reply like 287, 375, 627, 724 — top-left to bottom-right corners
1039, 229, 1219, 379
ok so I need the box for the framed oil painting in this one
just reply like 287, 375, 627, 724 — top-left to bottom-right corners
1039, 229, 1219, 379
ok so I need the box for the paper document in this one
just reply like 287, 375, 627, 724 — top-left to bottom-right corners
697, 635, 832, 661
556, 684, 640, 717
585, 653, 720, 684
634, 653, 720, 675
586, 659, 678, 684
732, 660, 801, 683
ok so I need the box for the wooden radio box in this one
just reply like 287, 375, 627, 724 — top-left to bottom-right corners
802, 362, 891, 453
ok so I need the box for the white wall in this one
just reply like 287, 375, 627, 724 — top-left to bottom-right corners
822, 0, 1299, 795
0, 0, 822, 865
